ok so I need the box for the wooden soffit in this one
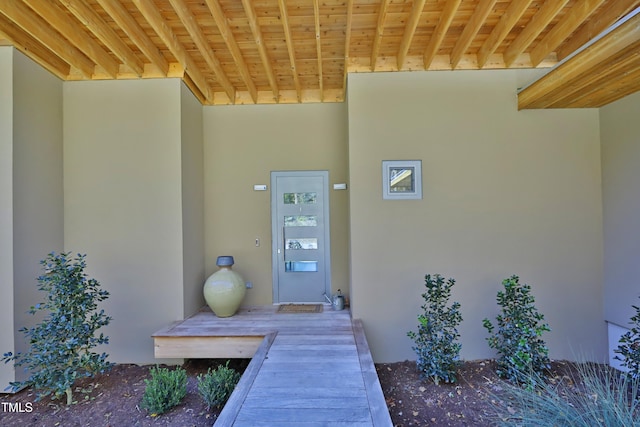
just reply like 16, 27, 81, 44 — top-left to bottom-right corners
0, 0, 638, 108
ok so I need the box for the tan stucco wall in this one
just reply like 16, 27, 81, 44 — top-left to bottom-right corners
0, 48, 15, 388
203, 103, 349, 305
0, 49, 63, 388
601, 91, 640, 327
180, 84, 206, 316
12, 50, 64, 377
64, 79, 188, 363
347, 70, 606, 362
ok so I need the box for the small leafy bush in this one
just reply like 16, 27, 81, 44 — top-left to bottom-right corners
615, 298, 640, 379
483, 275, 550, 385
407, 274, 463, 385
197, 361, 241, 409
491, 362, 640, 426
141, 366, 187, 415
2, 252, 112, 405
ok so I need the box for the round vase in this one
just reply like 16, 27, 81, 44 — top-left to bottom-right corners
203, 256, 246, 318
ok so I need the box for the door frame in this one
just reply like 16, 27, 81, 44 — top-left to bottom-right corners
270, 171, 332, 303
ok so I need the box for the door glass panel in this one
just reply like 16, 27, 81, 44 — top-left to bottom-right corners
285, 261, 318, 272
284, 192, 317, 204
286, 238, 318, 250
284, 215, 317, 227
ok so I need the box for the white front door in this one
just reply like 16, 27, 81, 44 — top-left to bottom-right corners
271, 171, 331, 303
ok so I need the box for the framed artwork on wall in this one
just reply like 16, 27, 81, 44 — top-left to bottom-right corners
382, 160, 422, 200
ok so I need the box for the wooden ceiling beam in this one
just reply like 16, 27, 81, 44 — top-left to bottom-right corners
22, 0, 119, 78
397, 0, 426, 70
556, 0, 639, 61
0, 0, 95, 78
132, 0, 212, 101
526, 41, 640, 109
168, 0, 236, 103
478, 0, 532, 68
503, 0, 570, 67
518, 11, 640, 109
240, 0, 279, 102
278, 0, 301, 102
58, 0, 144, 76
371, 0, 391, 71
342, 0, 353, 95
546, 45, 640, 108
585, 68, 640, 108
424, 0, 462, 69
313, 0, 323, 100
0, 13, 70, 79
529, 0, 606, 67
95, 0, 169, 76
560, 63, 640, 108
450, 0, 497, 69
205, 0, 258, 104
182, 72, 207, 105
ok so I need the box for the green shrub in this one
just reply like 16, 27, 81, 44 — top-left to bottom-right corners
615, 298, 640, 379
407, 274, 463, 385
491, 362, 640, 426
483, 275, 550, 385
197, 360, 241, 409
2, 252, 112, 405
141, 366, 187, 415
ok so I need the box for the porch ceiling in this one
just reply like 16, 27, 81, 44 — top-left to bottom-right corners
0, 0, 638, 108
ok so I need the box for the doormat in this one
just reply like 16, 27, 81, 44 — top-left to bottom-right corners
277, 304, 323, 313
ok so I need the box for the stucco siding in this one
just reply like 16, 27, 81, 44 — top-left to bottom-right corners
0, 49, 64, 388
63, 79, 185, 363
601, 91, 640, 328
12, 50, 64, 378
203, 103, 350, 306
347, 70, 605, 362
0, 47, 15, 388
180, 83, 205, 317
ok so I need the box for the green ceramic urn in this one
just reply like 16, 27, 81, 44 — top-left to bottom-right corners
203, 256, 246, 317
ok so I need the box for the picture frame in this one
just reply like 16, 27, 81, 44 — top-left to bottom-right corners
382, 160, 422, 200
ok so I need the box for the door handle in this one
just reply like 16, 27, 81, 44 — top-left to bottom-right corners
282, 227, 286, 260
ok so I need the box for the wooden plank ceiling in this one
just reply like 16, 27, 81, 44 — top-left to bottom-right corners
0, 0, 638, 108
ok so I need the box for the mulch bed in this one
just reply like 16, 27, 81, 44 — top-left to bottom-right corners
0, 359, 250, 427
0, 358, 604, 427
375, 359, 600, 427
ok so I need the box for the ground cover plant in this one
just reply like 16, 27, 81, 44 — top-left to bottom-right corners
2, 252, 112, 405
483, 275, 550, 386
491, 361, 640, 426
141, 366, 187, 416
197, 360, 241, 409
407, 273, 462, 385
